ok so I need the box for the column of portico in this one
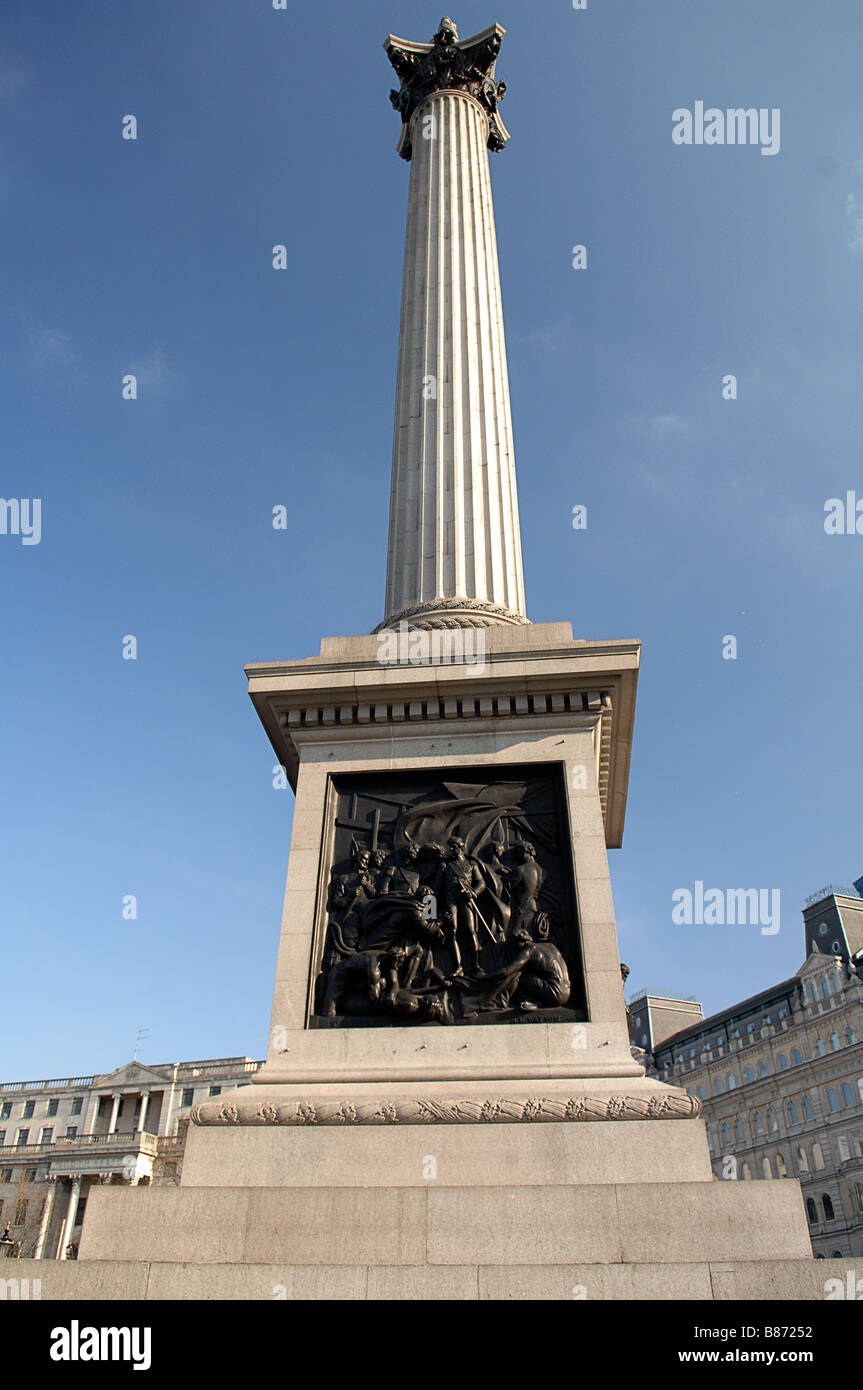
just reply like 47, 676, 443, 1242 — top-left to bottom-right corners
137, 1092, 150, 1134
107, 1093, 122, 1134
33, 1177, 57, 1259
57, 1177, 81, 1261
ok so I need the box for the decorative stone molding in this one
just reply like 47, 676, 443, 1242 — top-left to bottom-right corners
192, 1092, 701, 1128
375, 598, 531, 632
278, 689, 611, 733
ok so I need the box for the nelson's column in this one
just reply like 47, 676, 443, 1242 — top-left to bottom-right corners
72, 19, 823, 1299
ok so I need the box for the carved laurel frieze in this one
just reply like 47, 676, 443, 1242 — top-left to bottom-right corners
191, 1093, 701, 1127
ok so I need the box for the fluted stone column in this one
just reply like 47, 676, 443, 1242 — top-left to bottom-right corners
382, 19, 528, 630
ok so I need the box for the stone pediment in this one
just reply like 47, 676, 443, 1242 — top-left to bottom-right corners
92, 1062, 169, 1091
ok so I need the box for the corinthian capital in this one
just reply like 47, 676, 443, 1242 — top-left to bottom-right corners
383, 18, 510, 161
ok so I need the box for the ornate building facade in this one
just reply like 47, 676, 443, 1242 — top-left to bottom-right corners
631, 890, 863, 1258
0, 1056, 259, 1260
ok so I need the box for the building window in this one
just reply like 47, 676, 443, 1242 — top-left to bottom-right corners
823, 1193, 835, 1221
727, 1074, 736, 1090
15, 1130, 29, 1147
827, 1088, 840, 1113
741, 1161, 752, 1180
813, 1141, 825, 1169
806, 1197, 818, 1223
803, 1095, 814, 1121
797, 1146, 810, 1174
767, 1107, 778, 1132
745, 1067, 754, 1084
758, 1061, 768, 1078
181, 1089, 194, 1107
846, 1028, 855, 1046
856, 1183, 863, 1214
821, 979, 830, 999
776, 1153, 788, 1177
0, 1103, 11, 1120
65, 1126, 77, 1140
779, 1054, 788, 1070
71, 1097, 83, 1115
858, 1078, 863, 1105
40, 1128, 53, 1145
715, 1079, 723, 1095
792, 1047, 803, 1066
735, 1119, 743, 1143
47, 1098, 59, 1117
0, 1131, 5, 1147
13, 1199, 28, 1227
837, 1136, 851, 1162
816, 1038, 826, 1056
753, 1112, 763, 1135
810, 984, 818, 1004
841, 1083, 854, 1108
788, 1101, 798, 1125
761, 1156, 772, 1179
22, 1101, 35, 1119
830, 1032, 841, 1052
721, 1122, 730, 1145
697, 1085, 706, 1101
208, 1086, 221, 1098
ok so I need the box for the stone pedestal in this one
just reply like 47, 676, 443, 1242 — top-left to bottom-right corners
62, 622, 824, 1298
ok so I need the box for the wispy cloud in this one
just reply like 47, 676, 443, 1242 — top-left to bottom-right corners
0, 50, 30, 103
126, 347, 176, 398
846, 192, 863, 253
25, 323, 81, 372
628, 411, 695, 443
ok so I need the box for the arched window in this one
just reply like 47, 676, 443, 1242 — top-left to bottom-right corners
767, 1107, 778, 1132
753, 1111, 763, 1135
697, 1085, 706, 1101
830, 1032, 841, 1052
721, 1122, 730, 1145
821, 978, 830, 999
735, 1118, 743, 1142
727, 1073, 736, 1090
761, 1156, 773, 1179
827, 1088, 840, 1113
846, 1027, 855, 1046
816, 1038, 826, 1057
714, 1078, 723, 1095
741, 1161, 752, 1180
776, 1153, 788, 1177
745, 1067, 754, 1084
810, 983, 818, 1004
788, 1100, 799, 1125
806, 1197, 818, 1223
823, 1193, 835, 1221
797, 1146, 810, 1174
840, 1083, 854, 1108
813, 1141, 825, 1169
832, 1250, 844, 1258
758, 1061, 768, 1078
779, 1054, 788, 1070
803, 1095, 814, 1121
792, 1047, 803, 1066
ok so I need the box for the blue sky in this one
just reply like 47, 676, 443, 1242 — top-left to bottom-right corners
2, 0, 861, 1079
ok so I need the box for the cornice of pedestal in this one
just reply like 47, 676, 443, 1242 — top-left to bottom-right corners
245, 624, 640, 848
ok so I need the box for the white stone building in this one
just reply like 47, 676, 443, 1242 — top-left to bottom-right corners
0, 1056, 260, 1260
